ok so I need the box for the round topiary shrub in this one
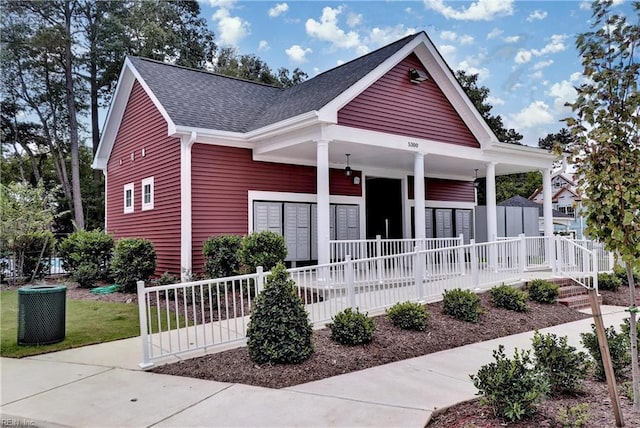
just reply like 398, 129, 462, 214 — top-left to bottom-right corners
442, 288, 483, 323
111, 238, 156, 292
531, 331, 589, 395
490, 284, 529, 312
327, 307, 375, 345
386, 301, 429, 331
246, 262, 313, 364
203, 234, 242, 278
238, 231, 287, 273
598, 272, 622, 291
59, 229, 114, 287
527, 279, 559, 304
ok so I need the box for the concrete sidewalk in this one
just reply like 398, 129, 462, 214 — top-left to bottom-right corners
0, 305, 631, 428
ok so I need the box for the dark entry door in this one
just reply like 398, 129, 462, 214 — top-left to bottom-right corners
366, 178, 403, 239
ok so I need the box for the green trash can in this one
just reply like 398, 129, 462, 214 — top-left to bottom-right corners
18, 285, 67, 345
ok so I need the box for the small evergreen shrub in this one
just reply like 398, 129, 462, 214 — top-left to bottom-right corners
59, 229, 114, 283
598, 272, 622, 291
614, 265, 640, 286
386, 301, 429, 331
556, 404, 590, 428
527, 279, 559, 304
238, 231, 287, 273
471, 345, 549, 422
531, 331, 589, 395
442, 288, 483, 323
580, 324, 630, 381
327, 308, 375, 345
111, 238, 156, 292
202, 234, 241, 278
246, 263, 313, 364
490, 284, 529, 312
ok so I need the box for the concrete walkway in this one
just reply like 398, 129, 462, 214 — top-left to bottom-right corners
0, 305, 630, 428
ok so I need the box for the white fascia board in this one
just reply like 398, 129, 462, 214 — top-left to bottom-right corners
253, 125, 323, 156
92, 58, 177, 170
246, 111, 320, 141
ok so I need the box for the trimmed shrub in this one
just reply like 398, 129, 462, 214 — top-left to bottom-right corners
111, 238, 156, 292
59, 230, 114, 287
531, 331, 589, 395
442, 288, 483, 323
598, 272, 622, 291
386, 301, 429, 331
471, 345, 549, 422
527, 279, 559, 304
238, 231, 287, 273
246, 263, 313, 364
490, 284, 529, 312
620, 317, 640, 350
327, 308, 375, 345
580, 324, 630, 381
614, 265, 640, 286
203, 234, 241, 278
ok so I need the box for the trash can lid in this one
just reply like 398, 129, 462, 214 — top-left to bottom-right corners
18, 284, 67, 294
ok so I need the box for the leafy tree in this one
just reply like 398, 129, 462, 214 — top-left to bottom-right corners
538, 127, 575, 151
456, 70, 523, 145
564, 0, 640, 412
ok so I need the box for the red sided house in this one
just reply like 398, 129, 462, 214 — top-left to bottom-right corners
93, 32, 559, 279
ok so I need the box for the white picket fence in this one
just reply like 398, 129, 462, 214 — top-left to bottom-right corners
137, 235, 614, 367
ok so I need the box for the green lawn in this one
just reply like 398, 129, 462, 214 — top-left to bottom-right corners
1, 290, 144, 358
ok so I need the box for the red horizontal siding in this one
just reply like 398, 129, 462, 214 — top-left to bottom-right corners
191, 144, 362, 272
407, 176, 475, 202
106, 81, 181, 276
338, 53, 479, 148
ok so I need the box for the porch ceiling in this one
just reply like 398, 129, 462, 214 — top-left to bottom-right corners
255, 140, 545, 179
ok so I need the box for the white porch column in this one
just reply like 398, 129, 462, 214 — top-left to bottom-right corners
542, 168, 556, 271
414, 153, 426, 240
316, 140, 330, 265
542, 168, 554, 237
485, 162, 498, 242
180, 132, 196, 281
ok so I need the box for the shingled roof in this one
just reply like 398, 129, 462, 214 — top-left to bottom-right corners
499, 195, 573, 218
127, 33, 419, 133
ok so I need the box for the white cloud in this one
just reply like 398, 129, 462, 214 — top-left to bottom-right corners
306, 6, 363, 50
268, 3, 288, 18
440, 30, 457, 41
526, 10, 547, 22
424, 0, 514, 21
515, 50, 532, 64
285, 45, 312, 63
439, 45, 457, 56
258, 40, 269, 51
459, 35, 475, 45
530, 70, 543, 80
548, 73, 583, 110
487, 27, 503, 39
347, 12, 362, 27
487, 95, 505, 106
207, 0, 235, 7
365, 25, 416, 49
533, 59, 554, 70
336, 60, 345, 66
532, 34, 568, 55
458, 60, 490, 82
211, 5, 250, 46
503, 35, 520, 43
579, 1, 591, 10
508, 101, 554, 128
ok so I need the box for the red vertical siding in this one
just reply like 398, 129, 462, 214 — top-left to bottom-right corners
407, 176, 475, 202
338, 54, 480, 148
191, 144, 362, 272
106, 81, 181, 276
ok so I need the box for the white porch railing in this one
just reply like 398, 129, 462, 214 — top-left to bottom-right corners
329, 235, 464, 262
137, 236, 613, 367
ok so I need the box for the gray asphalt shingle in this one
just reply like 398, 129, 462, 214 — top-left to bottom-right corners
128, 33, 419, 133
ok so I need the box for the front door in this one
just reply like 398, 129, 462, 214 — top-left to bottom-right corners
365, 177, 403, 239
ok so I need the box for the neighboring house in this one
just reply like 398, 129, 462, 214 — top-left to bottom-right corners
93, 32, 558, 278
529, 172, 585, 238
498, 195, 573, 236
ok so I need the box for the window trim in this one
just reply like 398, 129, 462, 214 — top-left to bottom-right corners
141, 176, 154, 211
124, 182, 134, 214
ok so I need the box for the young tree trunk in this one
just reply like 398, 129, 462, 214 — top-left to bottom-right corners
627, 262, 639, 412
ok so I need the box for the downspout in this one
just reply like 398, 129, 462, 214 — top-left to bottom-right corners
180, 131, 197, 281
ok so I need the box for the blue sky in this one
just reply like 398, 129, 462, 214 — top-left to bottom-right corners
199, 0, 635, 146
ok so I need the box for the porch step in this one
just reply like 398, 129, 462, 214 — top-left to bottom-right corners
558, 285, 590, 299
557, 294, 602, 309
